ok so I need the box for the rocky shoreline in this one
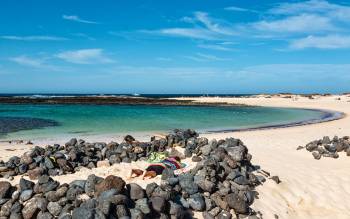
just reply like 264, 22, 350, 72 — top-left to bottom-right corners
0, 129, 275, 219
0, 96, 244, 106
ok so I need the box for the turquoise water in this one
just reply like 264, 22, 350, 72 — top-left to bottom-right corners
0, 104, 327, 140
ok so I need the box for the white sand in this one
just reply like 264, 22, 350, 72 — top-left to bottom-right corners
1, 94, 350, 219
179, 94, 350, 219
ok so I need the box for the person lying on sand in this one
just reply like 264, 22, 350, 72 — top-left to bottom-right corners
130, 156, 185, 179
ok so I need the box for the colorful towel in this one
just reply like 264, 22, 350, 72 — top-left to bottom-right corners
147, 152, 168, 163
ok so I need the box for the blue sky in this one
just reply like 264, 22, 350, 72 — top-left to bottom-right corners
1, 0, 350, 94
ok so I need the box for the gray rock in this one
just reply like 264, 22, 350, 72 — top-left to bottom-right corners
161, 168, 174, 180
322, 136, 331, 144
188, 193, 205, 211
312, 151, 322, 160
179, 173, 198, 195
217, 210, 232, 219
209, 207, 221, 216
201, 145, 212, 156
116, 205, 129, 218
197, 180, 215, 193
37, 197, 48, 211
225, 193, 248, 214
270, 176, 281, 184
69, 180, 86, 189
19, 178, 34, 191
85, 174, 103, 196
37, 211, 53, 219
226, 145, 246, 162
151, 196, 166, 213
128, 183, 145, 200
9, 212, 23, 219
20, 190, 33, 202
47, 202, 62, 216
135, 198, 150, 214
71, 207, 95, 219
130, 208, 144, 219
44, 157, 55, 169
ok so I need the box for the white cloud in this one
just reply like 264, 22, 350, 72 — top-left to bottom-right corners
10, 56, 44, 68
197, 44, 232, 51
290, 35, 350, 49
62, 15, 98, 24
194, 12, 236, 36
139, 1, 350, 50
1, 35, 67, 41
9, 55, 61, 71
56, 49, 113, 64
146, 11, 236, 41
253, 14, 335, 33
225, 6, 258, 13
156, 28, 216, 40
269, 0, 350, 21
184, 53, 230, 62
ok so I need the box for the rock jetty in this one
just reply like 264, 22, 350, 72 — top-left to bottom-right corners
298, 136, 350, 159
0, 129, 268, 218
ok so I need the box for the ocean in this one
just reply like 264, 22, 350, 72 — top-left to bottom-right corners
0, 102, 329, 140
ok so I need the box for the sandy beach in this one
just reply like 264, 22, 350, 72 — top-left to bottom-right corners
1, 94, 350, 219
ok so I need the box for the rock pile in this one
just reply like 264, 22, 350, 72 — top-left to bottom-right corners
0, 129, 199, 179
299, 136, 350, 159
0, 129, 267, 218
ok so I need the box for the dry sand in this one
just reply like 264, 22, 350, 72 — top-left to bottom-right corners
1, 94, 350, 219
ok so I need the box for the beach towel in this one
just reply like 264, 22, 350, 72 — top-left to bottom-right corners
147, 152, 168, 163
145, 156, 186, 175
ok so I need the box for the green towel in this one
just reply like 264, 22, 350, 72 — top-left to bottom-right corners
147, 152, 168, 163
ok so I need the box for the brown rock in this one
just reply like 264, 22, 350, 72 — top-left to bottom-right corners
22, 197, 39, 219
56, 158, 73, 172
28, 167, 44, 180
0, 181, 11, 199
95, 175, 125, 196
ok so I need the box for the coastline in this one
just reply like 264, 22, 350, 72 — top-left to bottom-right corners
1, 94, 350, 218
206, 108, 345, 133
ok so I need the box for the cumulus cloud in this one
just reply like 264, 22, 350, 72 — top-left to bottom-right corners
56, 49, 113, 64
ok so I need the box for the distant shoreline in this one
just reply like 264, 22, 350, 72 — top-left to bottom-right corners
0, 96, 248, 106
